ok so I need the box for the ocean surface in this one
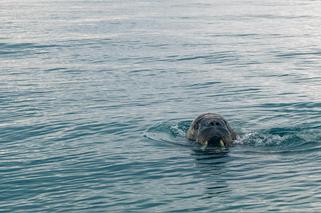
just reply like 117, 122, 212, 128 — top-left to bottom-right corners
2, 0, 321, 212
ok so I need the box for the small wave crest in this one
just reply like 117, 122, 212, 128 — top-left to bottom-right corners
236, 127, 320, 147
144, 120, 192, 147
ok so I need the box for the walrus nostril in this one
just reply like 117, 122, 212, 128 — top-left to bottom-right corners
209, 121, 221, 126
210, 122, 221, 126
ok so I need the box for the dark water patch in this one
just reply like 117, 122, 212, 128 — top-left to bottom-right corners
295, 76, 321, 82
257, 101, 321, 112
276, 51, 321, 58
228, 87, 261, 94
184, 81, 222, 89
260, 73, 296, 78
0, 42, 59, 49
59, 38, 112, 48
45, 67, 69, 72
247, 14, 314, 20
202, 86, 263, 99
0, 42, 60, 54
208, 33, 261, 38
52, 119, 141, 142
128, 68, 151, 74
0, 42, 60, 57
0, 121, 71, 144
171, 52, 240, 64
176, 55, 214, 61
145, 43, 169, 49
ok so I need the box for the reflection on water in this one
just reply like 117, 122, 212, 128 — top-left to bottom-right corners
193, 152, 231, 204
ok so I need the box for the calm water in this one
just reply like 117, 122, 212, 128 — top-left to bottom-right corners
2, 0, 321, 212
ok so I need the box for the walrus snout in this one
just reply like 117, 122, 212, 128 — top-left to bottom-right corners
208, 136, 224, 147
197, 127, 228, 147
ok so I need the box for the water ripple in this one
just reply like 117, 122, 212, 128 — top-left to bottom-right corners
3, 0, 321, 212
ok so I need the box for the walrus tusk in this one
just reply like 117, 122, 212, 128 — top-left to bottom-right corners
201, 141, 208, 151
219, 139, 225, 148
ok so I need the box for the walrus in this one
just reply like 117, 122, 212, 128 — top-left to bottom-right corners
186, 113, 237, 149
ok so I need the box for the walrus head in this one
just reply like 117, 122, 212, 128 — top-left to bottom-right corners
186, 113, 237, 148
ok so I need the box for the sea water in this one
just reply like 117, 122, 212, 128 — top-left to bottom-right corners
2, 0, 321, 211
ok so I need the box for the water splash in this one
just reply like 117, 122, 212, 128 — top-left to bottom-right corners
144, 120, 192, 147
145, 120, 321, 152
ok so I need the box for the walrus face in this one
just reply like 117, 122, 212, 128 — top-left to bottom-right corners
196, 120, 233, 147
186, 113, 236, 148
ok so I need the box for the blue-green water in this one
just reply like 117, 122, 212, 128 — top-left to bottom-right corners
2, 0, 321, 211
